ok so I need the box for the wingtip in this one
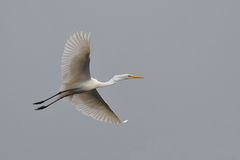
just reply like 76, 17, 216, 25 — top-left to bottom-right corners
122, 120, 128, 124
73, 31, 90, 42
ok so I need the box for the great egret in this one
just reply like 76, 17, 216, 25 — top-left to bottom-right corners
34, 32, 143, 124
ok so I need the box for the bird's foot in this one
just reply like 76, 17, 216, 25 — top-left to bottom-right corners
35, 106, 48, 110
33, 100, 45, 105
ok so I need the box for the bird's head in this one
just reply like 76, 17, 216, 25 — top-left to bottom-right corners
113, 74, 144, 81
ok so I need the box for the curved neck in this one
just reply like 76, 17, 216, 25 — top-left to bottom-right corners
99, 78, 117, 87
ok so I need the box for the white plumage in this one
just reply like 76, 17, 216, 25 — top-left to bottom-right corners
34, 32, 143, 125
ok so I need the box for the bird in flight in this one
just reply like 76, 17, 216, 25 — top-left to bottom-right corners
33, 32, 143, 124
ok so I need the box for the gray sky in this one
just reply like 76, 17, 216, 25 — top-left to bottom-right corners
1, 0, 240, 159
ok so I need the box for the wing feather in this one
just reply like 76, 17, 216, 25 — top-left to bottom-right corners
62, 32, 126, 125
61, 32, 91, 85
69, 89, 124, 125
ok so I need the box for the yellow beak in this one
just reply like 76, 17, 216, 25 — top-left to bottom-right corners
128, 75, 144, 79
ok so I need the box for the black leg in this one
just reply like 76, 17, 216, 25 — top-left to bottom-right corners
33, 88, 79, 105
34, 90, 83, 111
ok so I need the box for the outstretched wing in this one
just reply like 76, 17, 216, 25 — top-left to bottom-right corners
62, 32, 91, 85
69, 89, 125, 125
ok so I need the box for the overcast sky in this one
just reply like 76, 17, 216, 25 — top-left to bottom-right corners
1, 0, 240, 160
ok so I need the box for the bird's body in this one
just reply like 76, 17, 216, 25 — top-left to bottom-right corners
34, 32, 143, 125
61, 78, 102, 92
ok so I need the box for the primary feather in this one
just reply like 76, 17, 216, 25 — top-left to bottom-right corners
62, 32, 91, 85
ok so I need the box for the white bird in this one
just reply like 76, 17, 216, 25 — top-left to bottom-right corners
34, 32, 143, 125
